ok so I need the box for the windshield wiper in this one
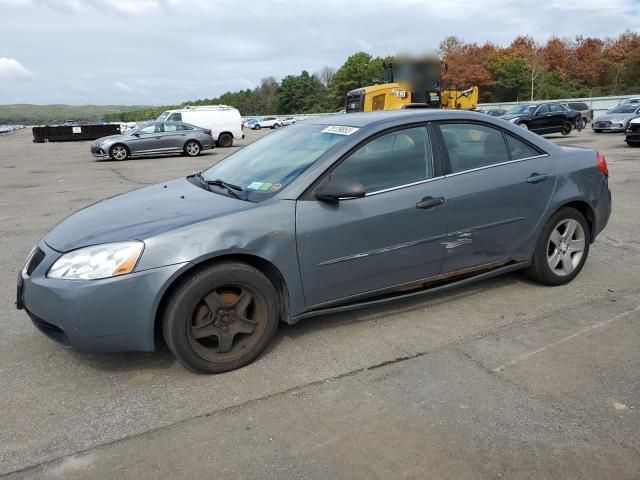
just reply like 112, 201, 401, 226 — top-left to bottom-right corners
187, 172, 211, 191
205, 178, 243, 199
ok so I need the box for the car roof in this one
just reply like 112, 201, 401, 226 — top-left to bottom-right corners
302, 109, 490, 128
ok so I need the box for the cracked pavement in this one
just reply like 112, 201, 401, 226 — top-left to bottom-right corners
1, 128, 638, 479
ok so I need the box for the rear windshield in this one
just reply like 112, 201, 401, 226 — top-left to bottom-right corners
201, 124, 353, 202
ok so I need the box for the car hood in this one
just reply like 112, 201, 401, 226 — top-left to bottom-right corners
92, 134, 128, 145
500, 114, 524, 121
595, 112, 636, 121
45, 178, 251, 252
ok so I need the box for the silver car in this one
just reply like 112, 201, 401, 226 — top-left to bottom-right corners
592, 105, 640, 132
91, 121, 214, 160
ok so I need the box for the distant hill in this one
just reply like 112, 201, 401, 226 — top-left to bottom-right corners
0, 104, 150, 125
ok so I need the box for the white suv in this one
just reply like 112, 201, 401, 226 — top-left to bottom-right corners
253, 117, 282, 129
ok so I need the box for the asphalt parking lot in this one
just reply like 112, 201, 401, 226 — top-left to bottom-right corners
1, 126, 639, 479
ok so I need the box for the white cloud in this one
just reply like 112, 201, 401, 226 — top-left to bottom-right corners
0, 58, 32, 81
113, 80, 134, 92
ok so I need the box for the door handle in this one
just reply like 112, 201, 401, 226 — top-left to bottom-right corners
527, 173, 548, 184
416, 196, 445, 209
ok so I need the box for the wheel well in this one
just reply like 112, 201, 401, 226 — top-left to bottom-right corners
558, 200, 595, 241
184, 139, 201, 147
153, 254, 290, 349
110, 143, 129, 153
218, 131, 233, 138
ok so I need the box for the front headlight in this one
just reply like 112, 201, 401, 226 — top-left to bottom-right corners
48, 241, 144, 280
610, 118, 625, 124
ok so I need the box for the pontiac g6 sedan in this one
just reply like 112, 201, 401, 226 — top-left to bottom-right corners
18, 110, 612, 373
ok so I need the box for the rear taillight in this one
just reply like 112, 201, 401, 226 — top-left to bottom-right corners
596, 151, 609, 177
203, 129, 212, 136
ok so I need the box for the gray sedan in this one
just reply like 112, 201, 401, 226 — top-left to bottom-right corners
90, 121, 214, 160
18, 110, 611, 373
592, 104, 640, 132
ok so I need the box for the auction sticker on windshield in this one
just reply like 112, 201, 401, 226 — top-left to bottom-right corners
321, 126, 360, 135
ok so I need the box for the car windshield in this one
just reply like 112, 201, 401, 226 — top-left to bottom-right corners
608, 105, 637, 114
508, 104, 538, 114
201, 123, 351, 202
126, 122, 153, 134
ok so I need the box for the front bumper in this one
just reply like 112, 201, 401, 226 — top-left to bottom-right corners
592, 121, 626, 132
90, 143, 110, 158
17, 241, 188, 352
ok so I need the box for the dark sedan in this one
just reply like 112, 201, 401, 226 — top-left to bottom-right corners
19, 110, 611, 373
500, 102, 580, 135
91, 121, 214, 160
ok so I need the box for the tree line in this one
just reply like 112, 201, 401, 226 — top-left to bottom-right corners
103, 30, 638, 122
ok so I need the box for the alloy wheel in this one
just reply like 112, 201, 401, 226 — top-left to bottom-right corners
185, 142, 200, 156
111, 145, 127, 160
187, 284, 267, 362
546, 218, 586, 276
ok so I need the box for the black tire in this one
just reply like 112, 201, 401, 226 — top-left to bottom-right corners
593, 129, 602, 133
581, 118, 588, 129
109, 143, 129, 161
627, 140, 640, 147
217, 132, 233, 148
254, 124, 261, 130
272, 123, 280, 129
527, 207, 590, 286
561, 121, 572, 136
183, 140, 201, 157
162, 262, 280, 373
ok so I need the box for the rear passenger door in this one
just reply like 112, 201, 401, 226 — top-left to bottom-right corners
161, 123, 186, 150
436, 122, 556, 273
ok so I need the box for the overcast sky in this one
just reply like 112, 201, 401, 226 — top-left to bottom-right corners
1, 0, 638, 105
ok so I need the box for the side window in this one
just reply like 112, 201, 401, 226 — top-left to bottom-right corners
536, 104, 550, 114
138, 124, 157, 134
163, 123, 179, 132
549, 104, 564, 113
168, 113, 182, 122
180, 124, 194, 130
506, 134, 542, 160
439, 123, 509, 174
331, 126, 433, 193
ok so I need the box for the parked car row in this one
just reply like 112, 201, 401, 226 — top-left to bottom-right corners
244, 116, 296, 130
498, 102, 579, 135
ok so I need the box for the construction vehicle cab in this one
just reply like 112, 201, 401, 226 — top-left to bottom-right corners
345, 54, 478, 113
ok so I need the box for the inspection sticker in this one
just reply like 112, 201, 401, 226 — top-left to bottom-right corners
321, 125, 359, 136
247, 182, 263, 190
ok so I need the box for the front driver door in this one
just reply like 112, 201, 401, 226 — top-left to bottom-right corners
128, 123, 162, 154
529, 104, 551, 132
296, 125, 449, 308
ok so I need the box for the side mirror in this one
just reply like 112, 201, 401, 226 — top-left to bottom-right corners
315, 176, 366, 202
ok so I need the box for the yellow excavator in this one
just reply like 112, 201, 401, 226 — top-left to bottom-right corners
345, 54, 478, 113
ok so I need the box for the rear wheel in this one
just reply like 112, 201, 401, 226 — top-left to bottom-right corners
527, 207, 590, 286
162, 262, 280, 373
627, 140, 640, 147
254, 124, 261, 130
581, 118, 588, 129
593, 129, 602, 133
217, 132, 233, 148
561, 121, 572, 136
184, 140, 201, 157
272, 123, 280, 129
109, 144, 129, 161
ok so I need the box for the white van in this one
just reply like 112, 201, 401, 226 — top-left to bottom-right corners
157, 105, 243, 147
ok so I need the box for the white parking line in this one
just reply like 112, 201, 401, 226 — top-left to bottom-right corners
493, 305, 640, 372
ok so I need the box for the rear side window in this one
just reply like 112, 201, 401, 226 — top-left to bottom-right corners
549, 104, 564, 113
163, 123, 179, 132
506, 134, 542, 160
536, 104, 550, 114
331, 126, 433, 193
168, 113, 182, 122
568, 102, 588, 110
439, 123, 509, 174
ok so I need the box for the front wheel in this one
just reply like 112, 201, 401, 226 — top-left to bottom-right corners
581, 118, 588, 129
272, 123, 280, 129
254, 124, 261, 130
519, 122, 529, 130
184, 140, 201, 157
109, 144, 129, 161
527, 207, 590, 286
593, 128, 602, 133
162, 262, 280, 373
